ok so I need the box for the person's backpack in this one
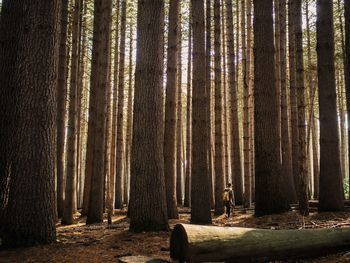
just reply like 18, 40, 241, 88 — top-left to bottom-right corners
223, 190, 230, 202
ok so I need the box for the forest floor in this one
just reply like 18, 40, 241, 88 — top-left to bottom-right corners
1, 207, 350, 263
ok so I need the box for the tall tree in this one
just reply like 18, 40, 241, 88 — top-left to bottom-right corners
86, 0, 113, 224
184, 10, 192, 208
176, 9, 184, 206
62, 0, 82, 225
253, 0, 290, 215
280, 0, 297, 203
115, 0, 127, 209
316, 0, 344, 212
345, 0, 350, 182
294, 0, 309, 215
225, 0, 243, 206
206, 0, 215, 208
164, 0, 180, 219
0, 0, 59, 246
129, 0, 169, 232
242, 0, 251, 208
214, 0, 225, 215
288, 0, 299, 195
108, 0, 121, 214
191, 0, 212, 224
57, 0, 69, 219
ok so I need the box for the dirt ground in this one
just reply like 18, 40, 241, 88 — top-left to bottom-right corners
1, 207, 350, 263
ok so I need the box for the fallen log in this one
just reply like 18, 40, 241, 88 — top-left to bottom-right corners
170, 223, 350, 262
308, 200, 350, 207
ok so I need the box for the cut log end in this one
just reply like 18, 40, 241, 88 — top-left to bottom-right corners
118, 256, 169, 263
170, 224, 189, 261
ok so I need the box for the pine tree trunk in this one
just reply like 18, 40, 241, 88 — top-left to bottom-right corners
280, 0, 297, 203
242, 0, 251, 209
345, 0, 350, 188
221, 1, 229, 185
108, 0, 120, 214
62, 0, 81, 225
124, 22, 134, 207
129, 0, 169, 232
184, 12, 192, 208
225, 0, 243, 207
294, 0, 309, 215
288, 0, 299, 196
0, 0, 59, 246
316, 0, 344, 212
86, 0, 113, 224
253, 0, 290, 215
214, 0, 225, 215
206, 0, 215, 209
164, 0, 180, 219
115, 0, 127, 210
191, 0, 212, 224
57, 0, 69, 219
176, 11, 184, 206
312, 116, 320, 199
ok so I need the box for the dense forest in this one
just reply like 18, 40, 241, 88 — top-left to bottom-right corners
0, 0, 350, 262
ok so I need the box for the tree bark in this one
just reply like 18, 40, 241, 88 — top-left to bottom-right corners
225, 0, 243, 207
0, 0, 59, 246
316, 0, 344, 212
176, 10, 184, 206
114, 0, 127, 210
206, 0, 215, 209
184, 11, 192, 208
56, 0, 69, 219
129, 0, 169, 232
86, 0, 113, 224
294, 0, 309, 215
214, 0, 225, 216
288, 0, 299, 196
190, 0, 212, 224
253, 0, 290, 215
164, 0, 180, 219
62, 0, 81, 225
345, 0, 350, 188
242, 0, 251, 209
170, 224, 350, 263
280, 0, 297, 203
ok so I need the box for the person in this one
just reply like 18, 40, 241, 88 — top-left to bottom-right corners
223, 183, 235, 218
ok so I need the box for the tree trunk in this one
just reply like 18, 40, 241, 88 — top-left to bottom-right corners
56, 0, 69, 219
190, 0, 212, 224
294, 0, 309, 215
164, 0, 180, 219
108, 0, 120, 214
176, 11, 184, 206
129, 0, 169, 232
170, 224, 350, 263
214, 0, 225, 216
86, 0, 113, 224
225, 0, 243, 207
288, 0, 299, 196
280, 0, 297, 204
253, 0, 290, 215
221, 1, 229, 185
124, 21, 134, 207
114, 0, 127, 210
184, 11, 192, 208
62, 0, 81, 225
0, 0, 59, 246
242, 0, 251, 209
206, 0, 215, 209
316, 0, 344, 212
346, 0, 350, 191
